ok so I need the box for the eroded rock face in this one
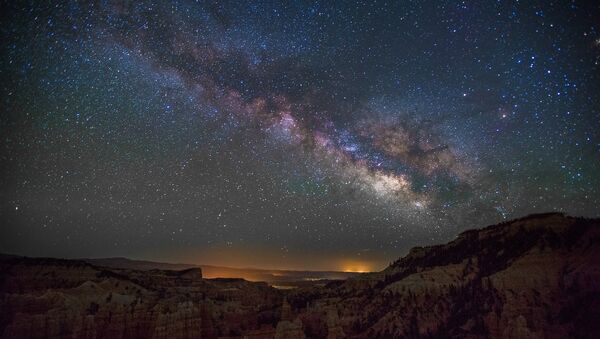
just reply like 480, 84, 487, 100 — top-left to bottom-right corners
1, 213, 599, 338
286, 213, 600, 339
0, 259, 280, 338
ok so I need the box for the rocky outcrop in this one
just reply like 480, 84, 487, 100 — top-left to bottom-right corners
177, 268, 203, 280
325, 306, 345, 339
287, 213, 600, 338
1, 213, 599, 338
274, 298, 305, 339
0, 258, 278, 338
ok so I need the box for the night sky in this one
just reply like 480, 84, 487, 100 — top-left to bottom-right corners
1, 1, 599, 271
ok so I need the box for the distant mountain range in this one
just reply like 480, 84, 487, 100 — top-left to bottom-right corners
1, 212, 599, 338
81, 257, 360, 285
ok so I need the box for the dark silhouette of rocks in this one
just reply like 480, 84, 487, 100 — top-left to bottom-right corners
1, 213, 598, 338
287, 213, 600, 338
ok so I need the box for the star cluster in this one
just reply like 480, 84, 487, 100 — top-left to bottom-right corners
1, 1, 599, 270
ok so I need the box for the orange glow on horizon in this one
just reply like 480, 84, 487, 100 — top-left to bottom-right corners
341, 261, 373, 273
150, 246, 385, 273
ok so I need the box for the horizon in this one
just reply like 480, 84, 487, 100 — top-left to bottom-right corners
0, 244, 389, 272
2, 211, 585, 273
3, 208, 599, 338
1, 1, 599, 273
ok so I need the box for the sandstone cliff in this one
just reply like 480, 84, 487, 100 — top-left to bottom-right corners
1, 213, 599, 338
287, 213, 600, 338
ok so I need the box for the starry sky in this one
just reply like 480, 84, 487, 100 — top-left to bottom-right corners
1, 1, 599, 271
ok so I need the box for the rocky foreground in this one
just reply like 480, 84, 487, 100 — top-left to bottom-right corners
1, 213, 599, 338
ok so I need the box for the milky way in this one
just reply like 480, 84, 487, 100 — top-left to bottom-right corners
1, 1, 599, 270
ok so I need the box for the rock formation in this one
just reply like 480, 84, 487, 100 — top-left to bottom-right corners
325, 306, 345, 339
274, 297, 305, 339
1, 213, 599, 338
287, 213, 600, 338
0, 259, 279, 338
